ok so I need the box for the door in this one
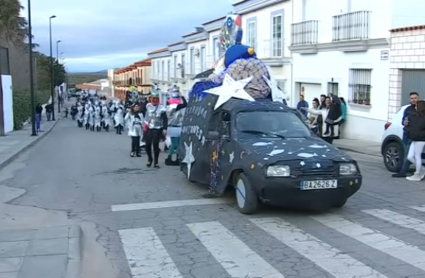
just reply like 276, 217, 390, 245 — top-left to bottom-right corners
209, 111, 232, 193
402, 70, 425, 105
300, 83, 322, 105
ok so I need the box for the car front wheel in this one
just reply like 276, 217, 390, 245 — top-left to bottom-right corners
383, 142, 403, 173
235, 173, 258, 214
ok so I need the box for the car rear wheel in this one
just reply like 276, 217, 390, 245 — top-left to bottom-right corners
384, 142, 403, 172
235, 173, 258, 214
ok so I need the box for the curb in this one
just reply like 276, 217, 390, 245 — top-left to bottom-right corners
66, 224, 83, 278
337, 146, 382, 158
0, 118, 60, 171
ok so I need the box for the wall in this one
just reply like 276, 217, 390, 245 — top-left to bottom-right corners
293, 48, 390, 142
207, 30, 220, 66
389, 28, 425, 119
1, 75, 14, 133
301, 0, 393, 42
0, 39, 30, 91
185, 39, 208, 75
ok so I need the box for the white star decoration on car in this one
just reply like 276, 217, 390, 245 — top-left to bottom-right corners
316, 163, 321, 168
182, 142, 195, 179
263, 75, 286, 103
229, 152, 234, 163
204, 74, 254, 109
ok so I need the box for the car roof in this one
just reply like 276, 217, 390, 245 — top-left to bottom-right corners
221, 98, 293, 113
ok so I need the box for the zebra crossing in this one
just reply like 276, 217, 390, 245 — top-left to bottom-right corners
112, 201, 425, 278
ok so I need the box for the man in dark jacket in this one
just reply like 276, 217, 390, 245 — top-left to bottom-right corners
393, 92, 419, 178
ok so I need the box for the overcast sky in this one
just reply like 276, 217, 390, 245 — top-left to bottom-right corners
20, 0, 234, 72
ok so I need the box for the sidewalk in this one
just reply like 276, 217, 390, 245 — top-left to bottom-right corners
0, 225, 82, 278
0, 118, 59, 171
334, 138, 382, 157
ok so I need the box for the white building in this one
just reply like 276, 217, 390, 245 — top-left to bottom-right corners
233, 0, 292, 102
148, 48, 172, 92
168, 41, 188, 94
290, 0, 425, 142
182, 30, 209, 89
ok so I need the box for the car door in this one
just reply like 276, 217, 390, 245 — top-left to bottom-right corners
209, 111, 233, 194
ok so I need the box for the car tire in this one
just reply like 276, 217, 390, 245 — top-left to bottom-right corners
332, 198, 347, 208
235, 173, 258, 214
384, 142, 403, 173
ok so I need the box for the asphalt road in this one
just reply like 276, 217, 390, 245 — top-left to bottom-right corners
4, 118, 425, 278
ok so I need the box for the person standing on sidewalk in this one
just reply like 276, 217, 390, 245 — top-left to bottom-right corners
404, 100, 425, 181
35, 103, 43, 132
392, 92, 419, 178
45, 104, 53, 121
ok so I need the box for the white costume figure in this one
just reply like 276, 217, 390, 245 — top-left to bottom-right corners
89, 105, 95, 131
76, 103, 83, 127
94, 103, 102, 131
83, 103, 90, 130
114, 102, 124, 135
101, 105, 112, 131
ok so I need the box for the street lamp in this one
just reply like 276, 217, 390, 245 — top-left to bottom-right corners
56, 40, 61, 113
49, 15, 56, 121
29, 0, 36, 136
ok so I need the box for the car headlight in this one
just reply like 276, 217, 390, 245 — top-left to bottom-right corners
267, 165, 290, 177
339, 163, 357, 175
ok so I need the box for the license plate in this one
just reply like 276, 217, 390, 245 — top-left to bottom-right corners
301, 180, 337, 190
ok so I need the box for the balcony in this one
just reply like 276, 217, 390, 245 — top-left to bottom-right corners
291, 20, 319, 46
332, 11, 370, 41
170, 67, 186, 80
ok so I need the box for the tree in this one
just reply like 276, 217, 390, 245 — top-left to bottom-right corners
0, 0, 28, 47
34, 52, 66, 90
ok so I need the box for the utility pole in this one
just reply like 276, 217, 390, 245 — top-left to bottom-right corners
56, 40, 61, 113
49, 15, 56, 121
0, 48, 4, 136
28, 0, 37, 136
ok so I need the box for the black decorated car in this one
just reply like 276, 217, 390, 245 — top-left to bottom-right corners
178, 95, 362, 214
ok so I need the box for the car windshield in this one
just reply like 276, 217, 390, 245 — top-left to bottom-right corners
235, 111, 312, 138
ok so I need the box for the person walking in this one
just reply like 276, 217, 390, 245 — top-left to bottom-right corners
405, 100, 425, 181
144, 90, 168, 168
392, 92, 419, 178
125, 104, 143, 157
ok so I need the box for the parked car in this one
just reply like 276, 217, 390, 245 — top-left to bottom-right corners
179, 96, 362, 214
381, 104, 425, 172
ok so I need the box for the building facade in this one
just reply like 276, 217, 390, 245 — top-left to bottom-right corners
113, 58, 152, 100
234, 0, 292, 101
389, 25, 425, 118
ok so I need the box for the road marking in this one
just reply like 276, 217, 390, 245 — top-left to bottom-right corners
410, 205, 425, 212
118, 227, 182, 278
187, 221, 284, 278
363, 209, 425, 235
311, 214, 425, 271
111, 198, 229, 212
250, 217, 387, 278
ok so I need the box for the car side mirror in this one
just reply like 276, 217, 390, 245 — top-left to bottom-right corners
208, 131, 220, 140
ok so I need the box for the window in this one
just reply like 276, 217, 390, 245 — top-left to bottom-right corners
173, 55, 178, 78
349, 69, 371, 105
167, 60, 170, 81
0, 47, 10, 75
190, 48, 195, 74
246, 18, 257, 50
213, 37, 220, 61
161, 61, 165, 80
200, 46, 206, 71
181, 54, 186, 77
236, 111, 311, 138
328, 82, 338, 95
271, 12, 283, 57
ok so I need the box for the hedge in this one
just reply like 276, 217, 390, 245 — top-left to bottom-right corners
13, 90, 51, 130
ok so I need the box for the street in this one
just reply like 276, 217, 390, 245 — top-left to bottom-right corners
2, 119, 425, 278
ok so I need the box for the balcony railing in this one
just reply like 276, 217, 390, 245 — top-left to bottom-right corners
332, 11, 370, 42
291, 20, 319, 46
170, 67, 185, 79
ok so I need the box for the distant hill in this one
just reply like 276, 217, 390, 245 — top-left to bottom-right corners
68, 70, 108, 85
